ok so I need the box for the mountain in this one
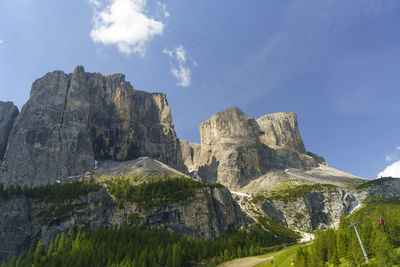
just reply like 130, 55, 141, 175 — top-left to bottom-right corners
180, 107, 326, 189
0, 66, 398, 264
2, 66, 185, 187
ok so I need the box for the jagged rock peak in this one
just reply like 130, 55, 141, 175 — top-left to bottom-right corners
195, 107, 269, 188
3, 66, 185, 187
257, 111, 306, 153
74, 65, 85, 74
200, 107, 261, 143
180, 107, 326, 189
0, 101, 19, 160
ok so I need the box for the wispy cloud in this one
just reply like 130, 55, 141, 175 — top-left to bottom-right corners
377, 160, 400, 178
163, 45, 192, 87
0, 39, 4, 45
90, 0, 164, 56
157, 2, 170, 17
384, 145, 400, 162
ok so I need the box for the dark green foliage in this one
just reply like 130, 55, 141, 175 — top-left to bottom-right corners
106, 176, 223, 209
251, 183, 338, 203
256, 216, 301, 243
296, 196, 400, 266
356, 176, 397, 190
5, 221, 297, 267
0, 180, 101, 203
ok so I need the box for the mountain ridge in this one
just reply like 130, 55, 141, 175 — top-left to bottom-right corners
1, 66, 397, 263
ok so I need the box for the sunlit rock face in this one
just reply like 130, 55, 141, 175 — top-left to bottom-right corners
182, 108, 325, 189
257, 112, 306, 153
3, 66, 185, 187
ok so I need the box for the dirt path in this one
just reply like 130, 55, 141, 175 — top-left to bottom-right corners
219, 256, 273, 267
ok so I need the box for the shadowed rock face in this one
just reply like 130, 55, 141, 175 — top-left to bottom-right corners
3, 66, 185, 186
182, 107, 325, 189
0, 101, 19, 160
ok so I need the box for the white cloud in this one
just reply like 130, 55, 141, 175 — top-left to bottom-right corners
88, 0, 102, 8
162, 47, 173, 57
386, 154, 396, 162
171, 65, 191, 87
0, 39, 4, 45
163, 45, 192, 87
157, 2, 170, 17
175, 45, 186, 64
90, 0, 164, 56
383, 145, 400, 162
377, 160, 400, 178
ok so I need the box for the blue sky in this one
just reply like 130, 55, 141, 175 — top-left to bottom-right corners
1, 0, 400, 179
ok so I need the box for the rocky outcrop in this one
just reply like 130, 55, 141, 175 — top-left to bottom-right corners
182, 107, 325, 189
3, 66, 185, 187
0, 188, 115, 262
0, 101, 19, 160
113, 186, 248, 240
252, 189, 367, 231
0, 182, 247, 262
195, 107, 274, 188
257, 112, 306, 153
180, 140, 200, 172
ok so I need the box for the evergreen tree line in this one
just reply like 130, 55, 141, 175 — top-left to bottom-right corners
296, 197, 400, 266
0, 180, 101, 203
106, 176, 223, 209
3, 221, 298, 267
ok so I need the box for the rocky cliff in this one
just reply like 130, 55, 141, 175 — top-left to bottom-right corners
182, 107, 325, 189
0, 101, 19, 160
257, 112, 305, 153
2, 66, 185, 187
0, 177, 247, 262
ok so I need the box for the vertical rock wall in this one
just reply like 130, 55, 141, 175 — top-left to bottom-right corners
2, 66, 185, 187
0, 101, 19, 160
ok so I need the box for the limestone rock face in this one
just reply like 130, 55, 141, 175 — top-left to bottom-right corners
0, 184, 247, 262
3, 66, 185, 186
180, 140, 200, 172
113, 186, 248, 240
256, 189, 367, 231
196, 107, 273, 188
0, 101, 19, 160
182, 107, 326, 189
257, 112, 306, 153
